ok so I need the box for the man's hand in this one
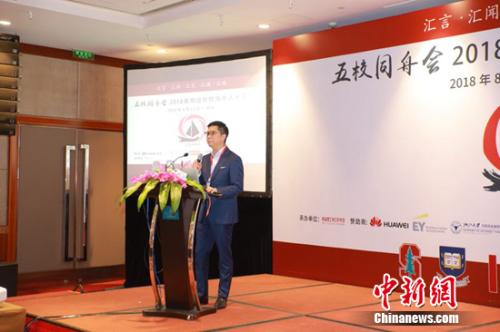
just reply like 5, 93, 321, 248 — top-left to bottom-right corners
205, 185, 218, 194
193, 160, 202, 171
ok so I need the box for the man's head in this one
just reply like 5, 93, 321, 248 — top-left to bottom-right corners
206, 121, 228, 151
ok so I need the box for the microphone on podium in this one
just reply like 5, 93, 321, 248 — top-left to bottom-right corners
168, 152, 188, 169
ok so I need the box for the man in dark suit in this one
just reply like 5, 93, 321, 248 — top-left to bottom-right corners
194, 121, 243, 309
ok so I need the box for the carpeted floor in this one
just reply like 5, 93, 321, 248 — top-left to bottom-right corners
7, 274, 500, 331
17, 278, 125, 296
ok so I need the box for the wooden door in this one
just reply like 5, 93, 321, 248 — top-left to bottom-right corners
17, 126, 125, 273
76, 129, 124, 269
17, 125, 76, 273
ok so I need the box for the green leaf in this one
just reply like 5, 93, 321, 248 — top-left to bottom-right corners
137, 180, 159, 211
186, 179, 206, 200
170, 183, 182, 214
120, 181, 143, 203
158, 182, 171, 212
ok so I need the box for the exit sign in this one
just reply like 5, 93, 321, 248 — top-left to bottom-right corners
72, 49, 95, 60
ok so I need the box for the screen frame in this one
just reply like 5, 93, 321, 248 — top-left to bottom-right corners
123, 49, 272, 198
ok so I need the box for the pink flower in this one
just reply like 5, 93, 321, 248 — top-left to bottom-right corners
129, 168, 188, 187
158, 172, 173, 182
137, 170, 154, 182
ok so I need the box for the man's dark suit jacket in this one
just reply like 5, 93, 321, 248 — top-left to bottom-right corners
198, 148, 243, 223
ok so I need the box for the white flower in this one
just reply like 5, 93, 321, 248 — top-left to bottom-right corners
172, 168, 187, 181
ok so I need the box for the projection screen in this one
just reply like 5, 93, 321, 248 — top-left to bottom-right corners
125, 51, 270, 194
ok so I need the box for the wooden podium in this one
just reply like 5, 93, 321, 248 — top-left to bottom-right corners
142, 188, 216, 320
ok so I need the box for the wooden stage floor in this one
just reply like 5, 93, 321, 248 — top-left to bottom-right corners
7, 274, 500, 331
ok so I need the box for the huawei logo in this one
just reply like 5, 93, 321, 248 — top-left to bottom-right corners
370, 217, 382, 227
483, 106, 500, 191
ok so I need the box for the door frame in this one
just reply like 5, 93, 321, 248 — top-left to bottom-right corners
1, 115, 122, 262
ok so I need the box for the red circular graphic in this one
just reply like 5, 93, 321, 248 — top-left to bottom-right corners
178, 114, 206, 142
484, 106, 500, 170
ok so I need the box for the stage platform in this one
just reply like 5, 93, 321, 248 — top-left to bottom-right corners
7, 274, 500, 331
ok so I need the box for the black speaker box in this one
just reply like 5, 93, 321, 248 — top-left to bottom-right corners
0, 262, 18, 297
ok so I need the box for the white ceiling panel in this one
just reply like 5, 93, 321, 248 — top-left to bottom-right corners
69, 0, 192, 15
0, 0, 460, 63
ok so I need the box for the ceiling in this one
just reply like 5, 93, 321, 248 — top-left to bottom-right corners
0, 0, 459, 63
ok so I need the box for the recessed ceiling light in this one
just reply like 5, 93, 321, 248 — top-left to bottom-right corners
258, 23, 270, 30
157, 49, 167, 54
0, 20, 11, 26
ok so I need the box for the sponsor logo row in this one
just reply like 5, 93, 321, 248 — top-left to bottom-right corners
298, 214, 500, 234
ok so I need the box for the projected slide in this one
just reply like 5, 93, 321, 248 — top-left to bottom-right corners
126, 54, 268, 193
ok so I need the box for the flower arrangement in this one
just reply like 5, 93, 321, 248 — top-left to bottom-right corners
120, 163, 205, 214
